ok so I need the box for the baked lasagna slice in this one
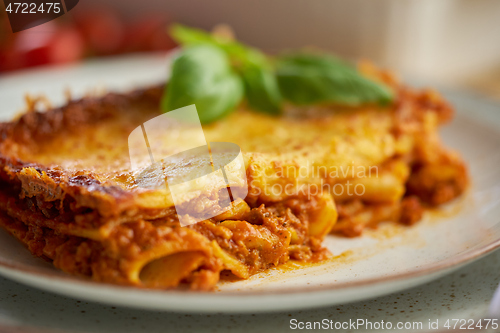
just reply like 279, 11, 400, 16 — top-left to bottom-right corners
0, 67, 467, 290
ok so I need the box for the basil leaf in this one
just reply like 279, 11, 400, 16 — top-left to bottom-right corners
241, 61, 282, 114
170, 24, 281, 115
161, 44, 244, 124
276, 53, 394, 106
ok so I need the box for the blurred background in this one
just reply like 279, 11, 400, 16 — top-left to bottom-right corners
1, 0, 500, 97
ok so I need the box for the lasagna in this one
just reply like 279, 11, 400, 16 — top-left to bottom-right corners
0, 64, 467, 290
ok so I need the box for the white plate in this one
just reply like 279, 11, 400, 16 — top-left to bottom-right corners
0, 54, 499, 313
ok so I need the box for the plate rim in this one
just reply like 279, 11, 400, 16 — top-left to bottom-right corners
0, 56, 500, 311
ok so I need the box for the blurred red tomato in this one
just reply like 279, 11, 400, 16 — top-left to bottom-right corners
73, 6, 125, 56
0, 48, 22, 71
125, 14, 176, 52
46, 27, 85, 64
0, 13, 18, 71
0, 22, 84, 71
0, 7, 176, 73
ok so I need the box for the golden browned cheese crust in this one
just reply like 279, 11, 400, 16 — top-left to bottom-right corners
0, 68, 468, 289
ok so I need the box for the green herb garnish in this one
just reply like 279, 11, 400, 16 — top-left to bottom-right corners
276, 53, 393, 106
161, 44, 244, 124
240, 60, 282, 115
169, 24, 282, 117
170, 24, 268, 67
162, 24, 394, 124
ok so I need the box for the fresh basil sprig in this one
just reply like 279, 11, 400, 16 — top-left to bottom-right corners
170, 24, 268, 67
161, 44, 244, 124
168, 24, 283, 116
276, 53, 394, 106
162, 24, 395, 124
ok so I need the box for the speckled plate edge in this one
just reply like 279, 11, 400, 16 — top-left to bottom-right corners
0, 57, 499, 313
0, 239, 498, 313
